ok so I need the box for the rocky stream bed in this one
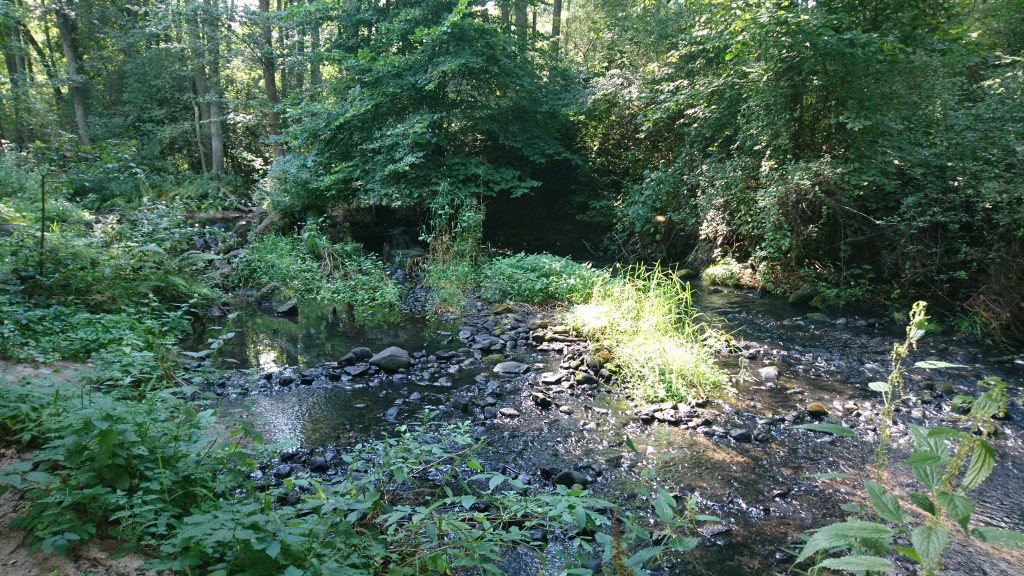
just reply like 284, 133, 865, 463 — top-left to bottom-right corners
188, 283, 1024, 575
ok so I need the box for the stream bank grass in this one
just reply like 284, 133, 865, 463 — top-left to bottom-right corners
567, 265, 728, 403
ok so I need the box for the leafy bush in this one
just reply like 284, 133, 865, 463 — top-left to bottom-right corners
230, 229, 400, 315
700, 257, 745, 287
0, 382, 257, 555
567, 265, 728, 403
480, 253, 597, 304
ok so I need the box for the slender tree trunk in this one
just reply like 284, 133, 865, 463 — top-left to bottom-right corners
21, 25, 64, 104
187, 5, 210, 173
307, 0, 321, 86
513, 1, 527, 31
551, 0, 562, 52
500, 1, 510, 31
204, 0, 224, 174
258, 0, 283, 158
54, 2, 89, 145
3, 0, 28, 145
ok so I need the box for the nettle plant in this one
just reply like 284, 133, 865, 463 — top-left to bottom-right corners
793, 302, 1024, 575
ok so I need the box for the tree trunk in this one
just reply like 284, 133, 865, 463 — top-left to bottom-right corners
551, 0, 562, 52
21, 25, 64, 104
258, 0, 284, 158
204, 0, 224, 174
500, 2, 510, 31
513, 1, 528, 35
308, 0, 321, 86
187, 6, 210, 173
54, 2, 89, 145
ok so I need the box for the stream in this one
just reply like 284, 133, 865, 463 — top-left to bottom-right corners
191, 283, 1024, 575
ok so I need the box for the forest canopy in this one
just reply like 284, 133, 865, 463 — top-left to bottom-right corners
1, 0, 1022, 338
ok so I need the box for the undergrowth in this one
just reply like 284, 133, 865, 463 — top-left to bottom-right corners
480, 253, 597, 305
566, 265, 729, 403
229, 226, 401, 316
0, 378, 705, 575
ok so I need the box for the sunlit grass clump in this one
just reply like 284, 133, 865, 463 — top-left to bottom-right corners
700, 256, 745, 287
566, 265, 729, 403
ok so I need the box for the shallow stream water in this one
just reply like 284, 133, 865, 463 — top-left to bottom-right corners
193, 284, 1024, 575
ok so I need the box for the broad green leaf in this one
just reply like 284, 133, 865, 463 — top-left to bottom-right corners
911, 524, 949, 569
795, 520, 894, 564
795, 423, 856, 437
972, 527, 1024, 549
864, 480, 909, 524
962, 441, 996, 491
936, 491, 973, 533
926, 426, 966, 439
265, 540, 281, 559
912, 463, 944, 489
466, 459, 483, 471
914, 361, 967, 369
893, 545, 921, 562
818, 555, 894, 573
867, 381, 890, 393
909, 492, 937, 516
624, 545, 666, 568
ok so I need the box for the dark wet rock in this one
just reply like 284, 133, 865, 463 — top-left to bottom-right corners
805, 402, 829, 418
344, 363, 371, 377
279, 451, 301, 462
308, 456, 330, 473
559, 405, 575, 415
275, 299, 299, 316
552, 470, 589, 487
575, 371, 599, 386
531, 391, 553, 409
788, 285, 819, 305
384, 406, 400, 420
369, 346, 411, 372
278, 374, 297, 386
499, 407, 521, 418
753, 431, 771, 443
494, 361, 530, 375
729, 428, 753, 443
271, 464, 293, 479
338, 352, 356, 366
350, 347, 373, 361
409, 392, 422, 402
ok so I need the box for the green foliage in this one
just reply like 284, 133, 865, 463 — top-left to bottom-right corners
277, 0, 575, 217
575, 0, 1024, 337
566, 265, 728, 403
230, 228, 401, 315
700, 257, 746, 288
422, 186, 484, 315
0, 380, 702, 575
793, 304, 1024, 575
0, 381, 257, 555
480, 253, 597, 304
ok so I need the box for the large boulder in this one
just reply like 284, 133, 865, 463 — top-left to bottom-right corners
493, 361, 530, 375
788, 285, 819, 305
275, 299, 299, 316
369, 346, 411, 372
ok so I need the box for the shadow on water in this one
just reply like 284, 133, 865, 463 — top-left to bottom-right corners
194, 287, 1024, 575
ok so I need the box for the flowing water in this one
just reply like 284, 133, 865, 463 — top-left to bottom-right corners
193, 286, 1024, 575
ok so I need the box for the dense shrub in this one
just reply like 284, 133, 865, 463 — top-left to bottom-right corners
480, 253, 596, 304
230, 230, 401, 315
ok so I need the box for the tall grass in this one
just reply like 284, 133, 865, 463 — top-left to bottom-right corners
566, 265, 729, 403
